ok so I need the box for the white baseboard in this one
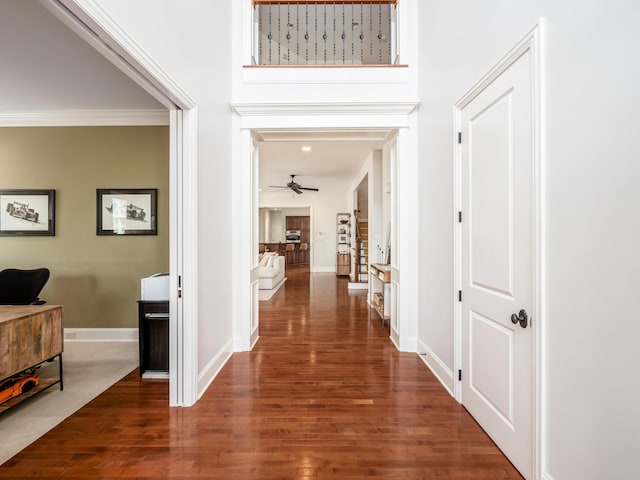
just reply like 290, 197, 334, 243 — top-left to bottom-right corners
404, 335, 418, 353
197, 338, 234, 399
64, 328, 138, 342
348, 282, 369, 290
142, 371, 169, 379
417, 339, 455, 398
389, 333, 400, 351
312, 266, 336, 273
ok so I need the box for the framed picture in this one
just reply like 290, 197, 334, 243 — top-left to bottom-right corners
0, 189, 55, 236
97, 188, 157, 236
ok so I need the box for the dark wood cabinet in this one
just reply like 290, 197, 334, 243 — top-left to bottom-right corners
138, 300, 169, 376
300, 216, 310, 243
286, 216, 302, 230
284, 216, 310, 265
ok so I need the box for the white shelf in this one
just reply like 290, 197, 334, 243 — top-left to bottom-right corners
336, 213, 351, 276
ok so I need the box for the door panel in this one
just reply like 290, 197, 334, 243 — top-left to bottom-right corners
470, 92, 514, 298
470, 310, 515, 426
460, 48, 534, 478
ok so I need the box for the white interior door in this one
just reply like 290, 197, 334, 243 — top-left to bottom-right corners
460, 48, 535, 478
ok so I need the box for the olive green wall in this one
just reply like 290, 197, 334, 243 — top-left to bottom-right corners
0, 126, 169, 328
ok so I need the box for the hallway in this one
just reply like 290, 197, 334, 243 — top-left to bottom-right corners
0, 268, 522, 479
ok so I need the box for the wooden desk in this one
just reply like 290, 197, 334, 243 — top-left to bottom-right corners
0, 305, 64, 411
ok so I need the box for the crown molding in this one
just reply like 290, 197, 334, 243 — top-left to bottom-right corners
0, 109, 169, 127
230, 101, 419, 117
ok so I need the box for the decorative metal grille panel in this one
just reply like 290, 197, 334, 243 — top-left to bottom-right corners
254, 2, 396, 65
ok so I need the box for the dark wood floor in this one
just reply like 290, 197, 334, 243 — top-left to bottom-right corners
0, 266, 522, 479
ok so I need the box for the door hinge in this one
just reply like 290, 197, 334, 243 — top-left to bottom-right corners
178, 275, 182, 298
458, 290, 462, 302
458, 132, 462, 144
458, 211, 462, 223
458, 369, 462, 381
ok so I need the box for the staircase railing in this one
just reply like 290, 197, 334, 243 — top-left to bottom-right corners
252, 1, 399, 66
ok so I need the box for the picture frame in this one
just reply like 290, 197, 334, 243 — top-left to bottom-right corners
96, 188, 157, 236
0, 189, 55, 236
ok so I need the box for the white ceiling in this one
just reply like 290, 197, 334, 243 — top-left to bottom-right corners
0, 0, 163, 112
258, 130, 391, 192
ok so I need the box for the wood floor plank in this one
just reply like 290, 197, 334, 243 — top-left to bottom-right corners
0, 266, 522, 478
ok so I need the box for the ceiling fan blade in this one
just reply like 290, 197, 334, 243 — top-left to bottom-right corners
268, 185, 288, 188
298, 187, 319, 191
291, 186, 303, 194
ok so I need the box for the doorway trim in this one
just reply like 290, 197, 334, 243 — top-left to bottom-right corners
453, 23, 545, 479
231, 102, 420, 353
46, 0, 200, 406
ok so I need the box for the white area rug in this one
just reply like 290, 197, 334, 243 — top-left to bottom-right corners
259, 277, 287, 301
0, 341, 138, 465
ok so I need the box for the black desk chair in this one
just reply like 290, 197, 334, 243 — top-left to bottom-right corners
0, 268, 50, 305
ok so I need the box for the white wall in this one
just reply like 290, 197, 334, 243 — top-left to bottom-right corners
0, 1, 162, 112
92, 0, 233, 379
417, 1, 640, 478
368, 150, 384, 265
259, 191, 348, 272
382, 142, 391, 258
350, 150, 387, 265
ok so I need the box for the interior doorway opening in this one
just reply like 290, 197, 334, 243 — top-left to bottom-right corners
36, 0, 200, 406
251, 128, 400, 347
231, 101, 419, 353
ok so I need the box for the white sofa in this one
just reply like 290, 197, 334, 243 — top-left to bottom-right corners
258, 254, 285, 290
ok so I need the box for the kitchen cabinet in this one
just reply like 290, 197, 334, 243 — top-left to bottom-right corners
285, 216, 310, 265
285, 216, 302, 230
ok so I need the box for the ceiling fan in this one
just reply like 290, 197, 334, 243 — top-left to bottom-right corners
269, 174, 319, 194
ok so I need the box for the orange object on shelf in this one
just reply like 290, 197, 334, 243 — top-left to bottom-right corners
0, 370, 39, 404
